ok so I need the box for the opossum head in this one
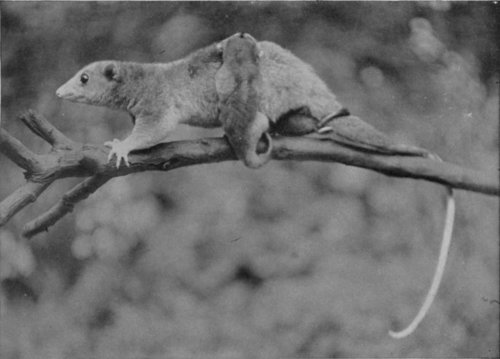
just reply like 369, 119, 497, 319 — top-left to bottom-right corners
56, 61, 124, 107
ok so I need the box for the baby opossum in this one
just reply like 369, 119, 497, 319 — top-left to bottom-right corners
215, 32, 272, 168
56, 34, 455, 338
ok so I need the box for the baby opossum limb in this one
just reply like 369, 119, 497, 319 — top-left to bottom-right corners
271, 107, 321, 136
269, 106, 347, 137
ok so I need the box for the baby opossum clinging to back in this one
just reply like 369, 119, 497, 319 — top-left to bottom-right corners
215, 33, 272, 168
56, 33, 455, 338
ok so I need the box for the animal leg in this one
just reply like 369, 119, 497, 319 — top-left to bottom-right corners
319, 114, 430, 157
271, 106, 319, 136
105, 115, 176, 168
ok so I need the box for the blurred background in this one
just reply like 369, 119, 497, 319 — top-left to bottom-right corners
1, 2, 498, 358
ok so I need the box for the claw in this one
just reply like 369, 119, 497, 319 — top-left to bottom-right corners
104, 138, 118, 149
317, 126, 333, 134
104, 139, 131, 168
122, 155, 130, 167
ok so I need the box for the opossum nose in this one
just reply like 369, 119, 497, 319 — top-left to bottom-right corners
56, 86, 70, 99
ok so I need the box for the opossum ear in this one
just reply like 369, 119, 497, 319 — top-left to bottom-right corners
216, 41, 223, 53
104, 63, 120, 82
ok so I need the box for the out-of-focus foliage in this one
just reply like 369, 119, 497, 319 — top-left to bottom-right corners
1, 2, 498, 358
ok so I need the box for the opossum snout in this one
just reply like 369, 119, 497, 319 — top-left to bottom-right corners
56, 83, 76, 100
55, 83, 69, 98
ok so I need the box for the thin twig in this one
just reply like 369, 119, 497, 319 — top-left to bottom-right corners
22, 174, 112, 238
0, 129, 43, 172
0, 181, 52, 226
18, 110, 75, 149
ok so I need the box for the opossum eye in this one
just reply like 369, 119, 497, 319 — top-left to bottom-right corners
80, 73, 89, 84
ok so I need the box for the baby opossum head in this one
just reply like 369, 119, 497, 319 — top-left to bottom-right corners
217, 33, 263, 65
215, 32, 263, 97
56, 61, 123, 106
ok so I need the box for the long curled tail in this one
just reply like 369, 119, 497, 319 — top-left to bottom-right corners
316, 111, 457, 338
389, 154, 455, 339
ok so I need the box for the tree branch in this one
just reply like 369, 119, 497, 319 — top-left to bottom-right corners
0, 110, 498, 238
272, 137, 499, 196
107, 136, 499, 196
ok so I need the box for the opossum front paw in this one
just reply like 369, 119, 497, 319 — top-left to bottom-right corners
104, 139, 130, 168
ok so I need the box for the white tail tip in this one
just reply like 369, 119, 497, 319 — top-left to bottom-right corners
389, 188, 455, 339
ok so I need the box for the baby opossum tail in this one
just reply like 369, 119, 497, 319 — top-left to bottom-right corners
389, 154, 455, 339
242, 131, 273, 169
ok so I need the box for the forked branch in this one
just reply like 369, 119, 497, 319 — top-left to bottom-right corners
0, 110, 498, 238
22, 174, 112, 238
